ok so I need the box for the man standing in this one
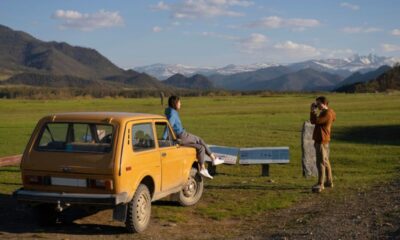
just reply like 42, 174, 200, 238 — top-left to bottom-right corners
160, 91, 165, 106
310, 96, 336, 193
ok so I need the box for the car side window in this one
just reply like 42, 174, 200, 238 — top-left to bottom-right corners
155, 122, 174, 148
39, 124, 68, 147
132, 123, 155, 152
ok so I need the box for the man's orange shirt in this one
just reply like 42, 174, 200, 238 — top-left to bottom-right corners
310, 108, 336, 144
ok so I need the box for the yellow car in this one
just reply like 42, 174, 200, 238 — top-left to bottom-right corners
13, 112, 203, 233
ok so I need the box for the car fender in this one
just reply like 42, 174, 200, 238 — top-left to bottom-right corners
127, 170, 158, 201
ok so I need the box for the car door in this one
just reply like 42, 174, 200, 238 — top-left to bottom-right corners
154, 121, 183, 191
120, 121, 161, 194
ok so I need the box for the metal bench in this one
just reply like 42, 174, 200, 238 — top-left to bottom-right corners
206, 146, 290, 176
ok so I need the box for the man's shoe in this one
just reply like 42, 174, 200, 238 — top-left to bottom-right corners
324, 182, 334, 188
212, 157, 224, 166
200, 169, 213, 179
312, 184, 324, 193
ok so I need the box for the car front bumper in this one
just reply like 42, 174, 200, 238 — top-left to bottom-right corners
13, 189, 129, 206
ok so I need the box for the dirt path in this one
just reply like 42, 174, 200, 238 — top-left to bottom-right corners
0, 180, 399, 240
238, 179, 400, 240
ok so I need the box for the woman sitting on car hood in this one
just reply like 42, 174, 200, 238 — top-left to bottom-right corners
165, 95, 224, 179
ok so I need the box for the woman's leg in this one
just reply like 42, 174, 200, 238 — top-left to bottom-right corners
178, 132, 216, 179
179, 132, 213, 169
197, 137, 213, 158
182, 143, 206, 165
180, 132, 213, 158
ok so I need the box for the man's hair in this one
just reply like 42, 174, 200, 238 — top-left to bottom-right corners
316, 96, 328, 105
168, 95, 180, 109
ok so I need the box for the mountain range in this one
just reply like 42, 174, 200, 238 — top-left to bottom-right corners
0, 24, 169, 90
246, 68, 343, 92
133, 63, 278, 81
134, 54, 400, 80
133, 54, 399, 92
163, 74, 214, 90
335, 64, 400, 93
334, 65, 392, 89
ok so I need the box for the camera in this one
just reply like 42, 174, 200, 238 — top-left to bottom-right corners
311, 102, 318, 110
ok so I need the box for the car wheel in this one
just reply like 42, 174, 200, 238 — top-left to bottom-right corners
177, 167, 204, 206
125, 184, 151, 233
33, 204, 59, 226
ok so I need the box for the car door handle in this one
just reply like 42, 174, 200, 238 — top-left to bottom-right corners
161, 152, 167, 157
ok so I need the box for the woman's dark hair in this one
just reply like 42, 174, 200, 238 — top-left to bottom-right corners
168, 95, 180, 109
316, 96, 328, 105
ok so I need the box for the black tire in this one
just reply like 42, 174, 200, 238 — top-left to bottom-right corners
33, 204, 59, 226
125, 184, 152, 233
176, 168, 204, 207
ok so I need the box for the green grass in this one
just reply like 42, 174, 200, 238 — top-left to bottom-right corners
0, 93, 399, 222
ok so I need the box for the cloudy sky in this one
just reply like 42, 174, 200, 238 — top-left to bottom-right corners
1, 0, 399, 68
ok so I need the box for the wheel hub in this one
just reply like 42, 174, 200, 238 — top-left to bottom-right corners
183, 178, 197, 198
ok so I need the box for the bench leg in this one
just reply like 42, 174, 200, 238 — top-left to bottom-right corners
207, 162, 217, 176
261, 164, 270, 177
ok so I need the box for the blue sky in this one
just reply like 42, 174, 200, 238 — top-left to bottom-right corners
1, 0, 399, 68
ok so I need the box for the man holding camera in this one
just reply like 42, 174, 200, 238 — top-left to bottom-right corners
310, 96, 336, 193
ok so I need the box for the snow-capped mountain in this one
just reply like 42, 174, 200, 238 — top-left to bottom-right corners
133, 54, 399, 80
133, 63, 278, 80
288, 54, 400, 77
133, 64, 214, 80
213, 63, 279, 75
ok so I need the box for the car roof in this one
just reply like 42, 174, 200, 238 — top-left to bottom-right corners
43, 112, 166, 123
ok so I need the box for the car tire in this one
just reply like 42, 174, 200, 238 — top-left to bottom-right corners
125, 184, 152, 233
176, 167, 204, 207
33, 204, 59, 226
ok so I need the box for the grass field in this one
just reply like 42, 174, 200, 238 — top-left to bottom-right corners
0, 93, 399, 223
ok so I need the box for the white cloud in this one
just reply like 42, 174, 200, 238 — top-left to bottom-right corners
320, 48, 354, 58
248, 16, 320, 30
363, 27, 382, 33
211, 0, 254, 7
151, 1, 170, 11
391, 29, 400, 36
238, 37, 322, 62
273, 41, 321, 58
382, 43, 400, 52
52, 9, 124, 31
200, 31, 239, 40
54, 10, 83, 19
340, 2, 360, 10
150, 0, 253, 19
239, 33, 268, 53
342, 27, 382, 33
236, 34, 355, 62
152, 26, 163, 33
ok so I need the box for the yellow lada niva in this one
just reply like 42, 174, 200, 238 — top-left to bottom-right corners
13, 112, 203, 233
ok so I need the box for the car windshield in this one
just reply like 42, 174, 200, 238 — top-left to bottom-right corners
36, 123, 114, 153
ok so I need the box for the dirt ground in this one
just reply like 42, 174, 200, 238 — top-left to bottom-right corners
0, 179, 399, 240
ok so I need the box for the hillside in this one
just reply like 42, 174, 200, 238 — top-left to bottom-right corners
335, 65, 400, 93
0, 24, 123, 79
209, 66, 292, 90
246, 68, 343, 91
0, 24, 168, 90
163, 74, 214, 90
335, 65, 391, 89
105, 70, 172, 89
1, 73, 105, 88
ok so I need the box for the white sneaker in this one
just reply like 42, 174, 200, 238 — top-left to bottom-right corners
199, 169, 213, 179
212, 157, 224, 166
